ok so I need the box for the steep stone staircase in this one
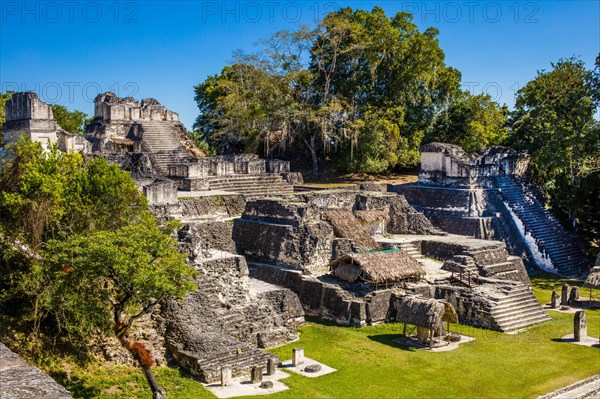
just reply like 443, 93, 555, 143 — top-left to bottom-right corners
206, 174, 294, 197
490, 284, 551, 332
495, 175, 589, 277
138, 121, 190, 173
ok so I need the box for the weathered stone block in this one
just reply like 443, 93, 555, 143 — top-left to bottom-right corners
251, 366, 263, 384
292, 348, 304, 367
267, 358, 277, 376
561, 284, 569, 306
551, 291, 559, 308
574, 311, 587, 342
569, 286, 580, 303
221, 367, 232, 386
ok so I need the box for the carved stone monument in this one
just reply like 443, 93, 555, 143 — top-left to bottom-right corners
561, 284, 569, 306
267, 358, 277, 376
574, 311, 587, 342
551, 291, 559, 308
221, 367, 233, 387
292, 348, 304, 367
569, 286, 580, 304
251, 366, 263, 384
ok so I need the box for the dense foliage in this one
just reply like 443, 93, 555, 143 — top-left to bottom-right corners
51, 104, 90, 134
0, 140, 196, 397
194, 7, 506, 174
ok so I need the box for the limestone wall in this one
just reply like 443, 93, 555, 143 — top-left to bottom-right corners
251, 263, 392, 326
3, 92, 62, 148
93, 92, 179, 123
418, 143, 530, 187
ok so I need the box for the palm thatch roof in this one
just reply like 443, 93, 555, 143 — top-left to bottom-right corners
354, 209, 388, 225
323, 209, 380, 252
329, 249, 425, 284
392, 295, 458, 329
584, 266, 600, 289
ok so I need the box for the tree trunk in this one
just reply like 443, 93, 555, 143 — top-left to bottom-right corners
142, 366, 167, 399
307, 136, 319, 174
115, 331, 167, 399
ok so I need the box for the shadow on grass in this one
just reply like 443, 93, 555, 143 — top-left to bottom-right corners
367, 334, 416, 351
50, 370, 101, 399
531, 272, 584, 292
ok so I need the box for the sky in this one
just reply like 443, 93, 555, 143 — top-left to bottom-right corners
1, 1, 598, 129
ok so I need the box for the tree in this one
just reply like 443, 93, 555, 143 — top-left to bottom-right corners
0, 139, 196, 398
0, 91, 15, 146
310, 7, 462, 171
39, 218, 195, 399
51, 104, 90, 134
508, 56, 600, 245
428, 93, 508, 152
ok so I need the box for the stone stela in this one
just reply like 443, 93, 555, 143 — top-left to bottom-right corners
221, 367, 233, 387
292, 348, 304, 367
574, 311, 587, 342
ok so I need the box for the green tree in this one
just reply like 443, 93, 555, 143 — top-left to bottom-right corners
0, 91, 15, 146
194, 7, 463, 174
508, 56, 600, 245
428, 93, 508, 152
38, 219, 195, 399
0, 139, 196, 398
51, 104, 90, 134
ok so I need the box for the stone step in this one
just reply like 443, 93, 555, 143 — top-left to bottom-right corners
492, 298, 544, 314
483, 261, 519, 274
497, 313, 551, 331
493, 307, 549, 325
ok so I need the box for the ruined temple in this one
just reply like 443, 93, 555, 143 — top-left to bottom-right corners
391, 143, 590, 277
2, 91, 575, 384
2, 92, 89, 153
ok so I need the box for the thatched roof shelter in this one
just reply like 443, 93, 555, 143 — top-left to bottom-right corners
329, 249, 425, 284
354, 209, 388, 225
584, 266, 600, 290
323, 209, 380, 252
392, 295, 458, 330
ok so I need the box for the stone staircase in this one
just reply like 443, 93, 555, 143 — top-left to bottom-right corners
138, 121, 190, 174
398, 242, 426, 265
495, 175, 589, 277
467, 245, 529, 283
490, 284, 551, 332
206, 174, 294, 197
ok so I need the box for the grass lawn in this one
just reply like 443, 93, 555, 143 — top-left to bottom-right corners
52, 274, 600, 399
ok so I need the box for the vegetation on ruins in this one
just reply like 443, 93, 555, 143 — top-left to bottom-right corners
0, 139, 196, 398
51, 104, 91, 134
194, 7, 508, 174
193, 6, 599, 252
39, 274, 599, 399
0, 91, 13, 146
509, 56, 600, 249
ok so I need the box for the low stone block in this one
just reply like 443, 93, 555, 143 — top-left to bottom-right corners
260, 381, 274, 389
304, 364, 322, 373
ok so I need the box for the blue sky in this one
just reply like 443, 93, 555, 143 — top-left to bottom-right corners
1, 1, 598, 129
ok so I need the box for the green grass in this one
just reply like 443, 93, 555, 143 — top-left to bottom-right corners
52, 274, 600, 398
